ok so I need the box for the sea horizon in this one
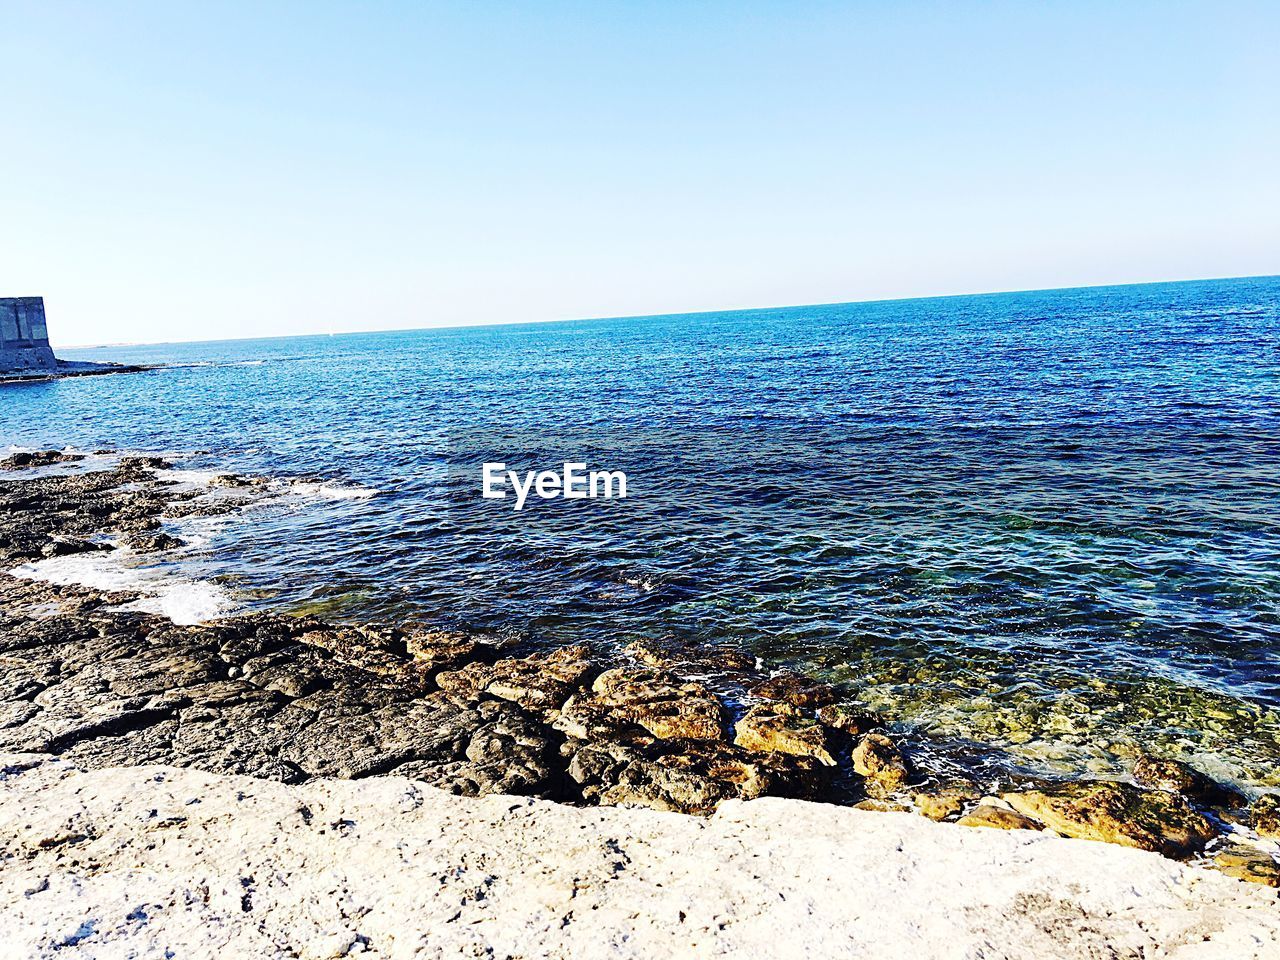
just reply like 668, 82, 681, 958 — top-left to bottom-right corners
52, 271, 1280, 353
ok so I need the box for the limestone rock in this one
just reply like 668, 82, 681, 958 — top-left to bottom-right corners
403, 628, 482, 674
914, 790, 969, 822
749, 671, 838, 709
590, 668, 724, 740
851, 733, 911, 798
0, 450, 84, 470
569, 737, 822, 814
815, 702, 881, 737
1252, 793, 1280, 839
437, 646, 593, 713
1131, 752, 1245, 808
958, 805, 1043, 831
1211, 842, 1280, 887
1002, 781, 1216, 858
734, 703, 838, 765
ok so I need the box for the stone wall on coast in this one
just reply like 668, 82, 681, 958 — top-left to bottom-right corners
0, 297, 57, 373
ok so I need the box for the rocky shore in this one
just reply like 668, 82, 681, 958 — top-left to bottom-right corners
2, 450, 1279, 894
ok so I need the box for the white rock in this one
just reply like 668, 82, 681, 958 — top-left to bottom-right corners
1, 753, 1277, 959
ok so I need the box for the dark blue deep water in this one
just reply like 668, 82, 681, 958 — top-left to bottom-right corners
5, 276, 1280, 789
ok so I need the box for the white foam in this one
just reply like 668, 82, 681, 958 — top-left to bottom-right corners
11, 551, 238, 626
289, 480, 379, 500
154, 468, 228, 488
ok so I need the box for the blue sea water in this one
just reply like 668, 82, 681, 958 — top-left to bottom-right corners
5, 276, 1280, 788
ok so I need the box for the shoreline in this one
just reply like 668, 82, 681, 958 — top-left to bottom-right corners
1, 447, 1278, 952
0, 361, 159, 384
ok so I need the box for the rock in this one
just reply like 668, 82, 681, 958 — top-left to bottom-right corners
403, 628, 482, 674
623, 639, 756, 673
568, 737, 823, 814
851, 733, 911, 798
749, 671, 838, 709
958, 805, 1043, 831
815, 703, 881, 737
854, 798, 910, 813
1002, 781, 1217, 858
0, 450, 84, 470
1211, 843, 1280, 887
590, 668, 724, 741
117, 455, 171, 471
1252, 794, 1280, 839
915, 790, 969, 822
734, 703, 838, 765
1131, 752, 1245, 808
123, 531, 187, 552
208, 473, 262, 487
40, 536, 108, 558
437, 646, 593, 713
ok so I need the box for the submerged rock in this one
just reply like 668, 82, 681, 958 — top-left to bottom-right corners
749, 672, 838, 709
734, 703, 838, 765
1001, 781, 1216, 858
851, 733, 911, 798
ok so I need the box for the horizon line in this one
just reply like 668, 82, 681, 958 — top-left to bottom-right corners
54, 271, 1279, 351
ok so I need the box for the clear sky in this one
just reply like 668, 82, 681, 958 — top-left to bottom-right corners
3, 1, 1277, 347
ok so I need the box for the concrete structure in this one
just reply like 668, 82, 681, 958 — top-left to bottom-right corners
0, 298, 58, 373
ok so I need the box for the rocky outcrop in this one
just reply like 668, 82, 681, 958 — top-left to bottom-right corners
851, 732, 912, 797
749, 671, 838, 709
0, 450, 84, 470
1001, 781, 1217, 859
958, 804, 1043, 831
588, 668, 724, 740
1252, 794, 1280, 840
1131, 752, 1245, 809
734, 703, 838, 765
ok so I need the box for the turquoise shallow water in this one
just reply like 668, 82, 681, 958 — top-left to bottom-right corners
5, 276, 1280, 789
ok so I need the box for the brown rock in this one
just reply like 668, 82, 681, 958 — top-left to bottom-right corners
851, 733, 911, 798
815, 703, 881, 737
1002, 780, 1217, 858
914, 790, 968, 822
623, 639, 755, 673
1131, 752, 1245, 808
571, 738, 823, 815
749, 672, 838, 709
590, 668, 723, 740
1252, 794, 1280, 839
1211, 843, 1280, 887
403, 629, 480, 674
958, 804, 1043, 831
437, 645, 593, 713
854, 798, 910, 813
734, 703, 838, 766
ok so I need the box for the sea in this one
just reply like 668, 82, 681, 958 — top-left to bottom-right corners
4, 276, 1279, 792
